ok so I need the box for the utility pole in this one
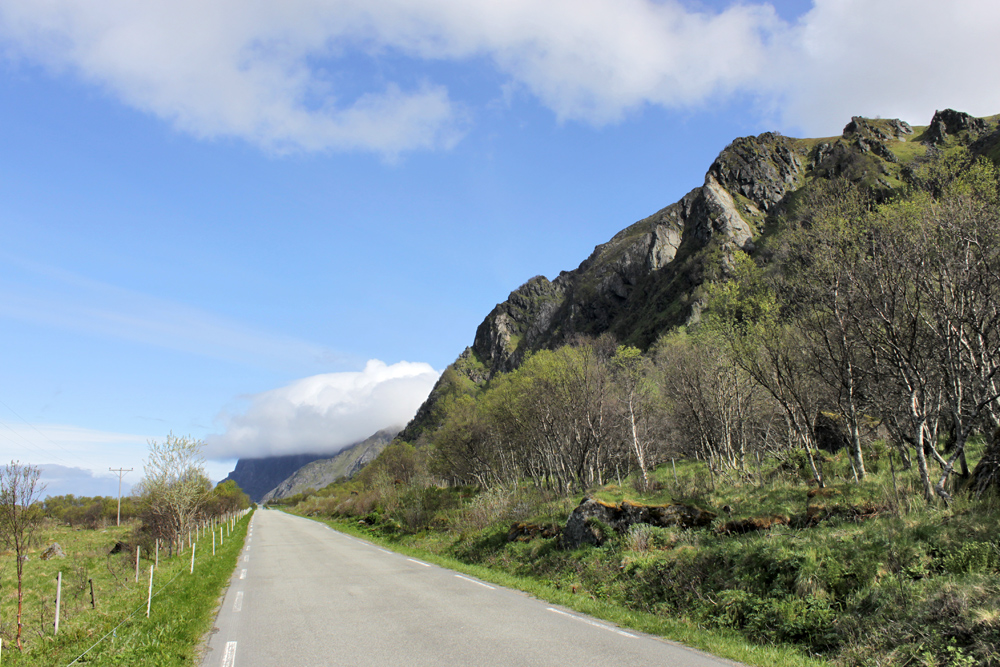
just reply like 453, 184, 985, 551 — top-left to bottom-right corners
109, 467, 133, 526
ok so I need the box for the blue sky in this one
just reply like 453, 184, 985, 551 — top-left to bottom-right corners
1, 0, 999, 497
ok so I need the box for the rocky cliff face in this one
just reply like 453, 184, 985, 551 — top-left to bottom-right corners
261, 428, 398, 502
221, 453, 328, 503
466, 129, 806, 377
401, 109, 999, 444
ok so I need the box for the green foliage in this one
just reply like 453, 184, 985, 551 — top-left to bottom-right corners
941, 541, 1000, 575
205, 479, 251, 515
43, 494, 138, 528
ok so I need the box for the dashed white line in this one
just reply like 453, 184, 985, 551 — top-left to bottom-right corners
455, 574, 495, 590
243, 555, 249, 562
233, 591, 244, 612
374, 547, 391, 554
239, 569, 247, 580
407, 558, 431, 567
546, 608, 636, 638
221, 640, 237, 667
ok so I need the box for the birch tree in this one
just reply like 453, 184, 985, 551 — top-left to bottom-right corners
0, 462, 45, 650
136, 434, 211, 551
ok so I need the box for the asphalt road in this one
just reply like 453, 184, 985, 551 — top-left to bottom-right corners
200, 508, 740, 667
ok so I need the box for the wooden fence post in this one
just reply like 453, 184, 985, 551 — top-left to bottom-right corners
135, 545, 140, 583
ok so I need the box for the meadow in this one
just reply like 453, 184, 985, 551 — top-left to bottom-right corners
1, 512, 250, 666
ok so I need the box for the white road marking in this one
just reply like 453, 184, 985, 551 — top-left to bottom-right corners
239, 569, 247, 579
233, 591, 244, 612
243, 555, 249, 562
407, 558, 431, 567
221, 640, 237, 667
374, 547, 391, 554
455, 574, 495, 590
546, 608, 636, 638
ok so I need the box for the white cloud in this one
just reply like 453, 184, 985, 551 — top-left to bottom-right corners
204, 359, 439, 459
1, 1, 999, 152
772, 0, 1000, 135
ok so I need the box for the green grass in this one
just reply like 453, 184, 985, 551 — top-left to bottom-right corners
2, 512, 252, 666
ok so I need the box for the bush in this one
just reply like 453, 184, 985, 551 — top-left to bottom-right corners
942, 542, 1000, 575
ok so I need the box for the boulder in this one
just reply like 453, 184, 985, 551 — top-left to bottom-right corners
562, 498, 716, 549
813, 412, 850, 453
718, 514, 791, 535
40, 542, 66, 560
507, 522, 561, 542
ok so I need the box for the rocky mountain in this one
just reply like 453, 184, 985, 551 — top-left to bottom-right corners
220, 453, 329, 503
261, 428, 398, 502
400, 109, 1000, 444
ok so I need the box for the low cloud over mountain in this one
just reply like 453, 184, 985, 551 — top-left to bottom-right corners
205, 360, 439, 460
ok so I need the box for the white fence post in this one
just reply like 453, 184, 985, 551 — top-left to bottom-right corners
190, 542, 196, 574
54, 571, 62, 635
135, 545, 140, 583
146, 565, 154, 618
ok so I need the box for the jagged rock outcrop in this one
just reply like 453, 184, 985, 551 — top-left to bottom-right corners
707, 131, 804, 211
461, 129, 816, 380
562, 498, 716, 549
261, 428, 397, 502
925, 108, 989, 145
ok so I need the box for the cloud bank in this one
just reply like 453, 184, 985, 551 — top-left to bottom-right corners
2, 1, 998, 153
205, 359, 439, 459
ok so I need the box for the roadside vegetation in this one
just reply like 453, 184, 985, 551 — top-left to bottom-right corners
278, 154, 1000, 667
283, 447, 999, 667
0, 436, 252, 665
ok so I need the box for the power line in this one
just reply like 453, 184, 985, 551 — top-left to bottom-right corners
0, 397, 85, 462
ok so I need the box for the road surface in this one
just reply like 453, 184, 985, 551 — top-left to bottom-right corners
200, 508, 739, 667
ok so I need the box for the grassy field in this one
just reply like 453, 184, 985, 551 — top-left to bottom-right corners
1, 512, 251, 666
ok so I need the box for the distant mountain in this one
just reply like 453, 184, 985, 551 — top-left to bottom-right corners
220, 453, 328, 503
261, 428, 398, 502
400, 109, 1000, 444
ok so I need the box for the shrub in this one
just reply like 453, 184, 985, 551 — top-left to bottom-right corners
942, 541, 1000, 575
